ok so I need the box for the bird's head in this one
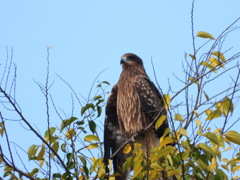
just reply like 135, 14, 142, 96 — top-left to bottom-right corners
120, 53, 143, 68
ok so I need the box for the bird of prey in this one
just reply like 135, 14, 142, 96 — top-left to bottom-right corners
103, 53, 169, 180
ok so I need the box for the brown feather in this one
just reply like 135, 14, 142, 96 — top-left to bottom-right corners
104, 53, 169, 179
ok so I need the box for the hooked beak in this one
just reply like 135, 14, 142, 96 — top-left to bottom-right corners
120, 58, 127, 64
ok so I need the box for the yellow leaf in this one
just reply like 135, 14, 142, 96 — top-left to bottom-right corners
39, 160, 44, 168
205, 109, 211, 116
182, 149, 190, 161
174, 114, 184, 121
195, 119, 201, 127
51, 141, 59, 158
223, 147, 232, 152
86, 143, 98, 149
66, 128, 76, 140
197, 31, 215, 39
166, 154, 173, 166
221, 165, 229, 172
37, 145, 45, 160
194, 110, 199, 118
163, 94, 170, 111
226, 157, 237, 166
158, 145, 176, 158
167, 168, 181, 177
28, 145, 39, 160
233, 166, 240, 174
155, 115, 166, 130
209, 57, 224, 68
197, 129, 202, 136
206, 110, 222, 120
159, 136, 174, 149
178, 128, 188, 136
213, 128, 221, 134
212, 51, 226, 62
211, 157, 217, 170
225, 131, 240, 145
84, 135, 99, 142
189, 77, 199, 85
123, 144, 132, 154
189, 54, 196, 60
151, 163, 162, 169
233, 176, 240, 180
149, 170, 160, 180
217, 97, 234, 116
182, 140, 190, 150
159, 128, 170, 142
200, 61, 217, 73
97, 162, 105, 178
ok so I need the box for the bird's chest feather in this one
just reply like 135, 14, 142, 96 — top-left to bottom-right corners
116, 79, 146, 136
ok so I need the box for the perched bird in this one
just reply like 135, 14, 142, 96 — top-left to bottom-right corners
104, 53, 169, 180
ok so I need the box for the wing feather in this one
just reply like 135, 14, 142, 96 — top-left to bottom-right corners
104, 85, 131, 179
134, 76, 169, 138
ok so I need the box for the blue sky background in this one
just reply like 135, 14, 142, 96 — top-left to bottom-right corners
1, 0, 240, 178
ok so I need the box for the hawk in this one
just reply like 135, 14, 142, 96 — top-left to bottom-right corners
103, 53, 169, 180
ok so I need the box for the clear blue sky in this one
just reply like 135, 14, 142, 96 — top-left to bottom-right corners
0, 0, 240, 178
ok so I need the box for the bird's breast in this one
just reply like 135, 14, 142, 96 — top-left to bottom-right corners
116, 82, 146, 137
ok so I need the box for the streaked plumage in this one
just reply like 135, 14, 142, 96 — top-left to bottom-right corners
104, 53, 168, 180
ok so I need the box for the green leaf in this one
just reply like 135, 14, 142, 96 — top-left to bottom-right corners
155, 115, 166, 130
198, 143, 215, 156
197, 31, 215, 39
203, 91, 210, 101
197, 159, 208, 172
79, 155, 87, 166
206, 110, 222, 120
66, 153, 74, 169
29, 168, 39, 176
89, 120, 96, 134
174, 114, 184, 121
81, 103, 95, 115
204, 132, 219, 145
61, 143, 67, 153
44, 127, 56, 142
94, 95, 102, 101
97, 105, 102, 117
52, 141, 59, 154
102, 81, 110, 85
60, 117, 77, 132
84, 135, 99, 142
225, 131, 240, 145
53, 173, 62, 178
28, 145, 39, 160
